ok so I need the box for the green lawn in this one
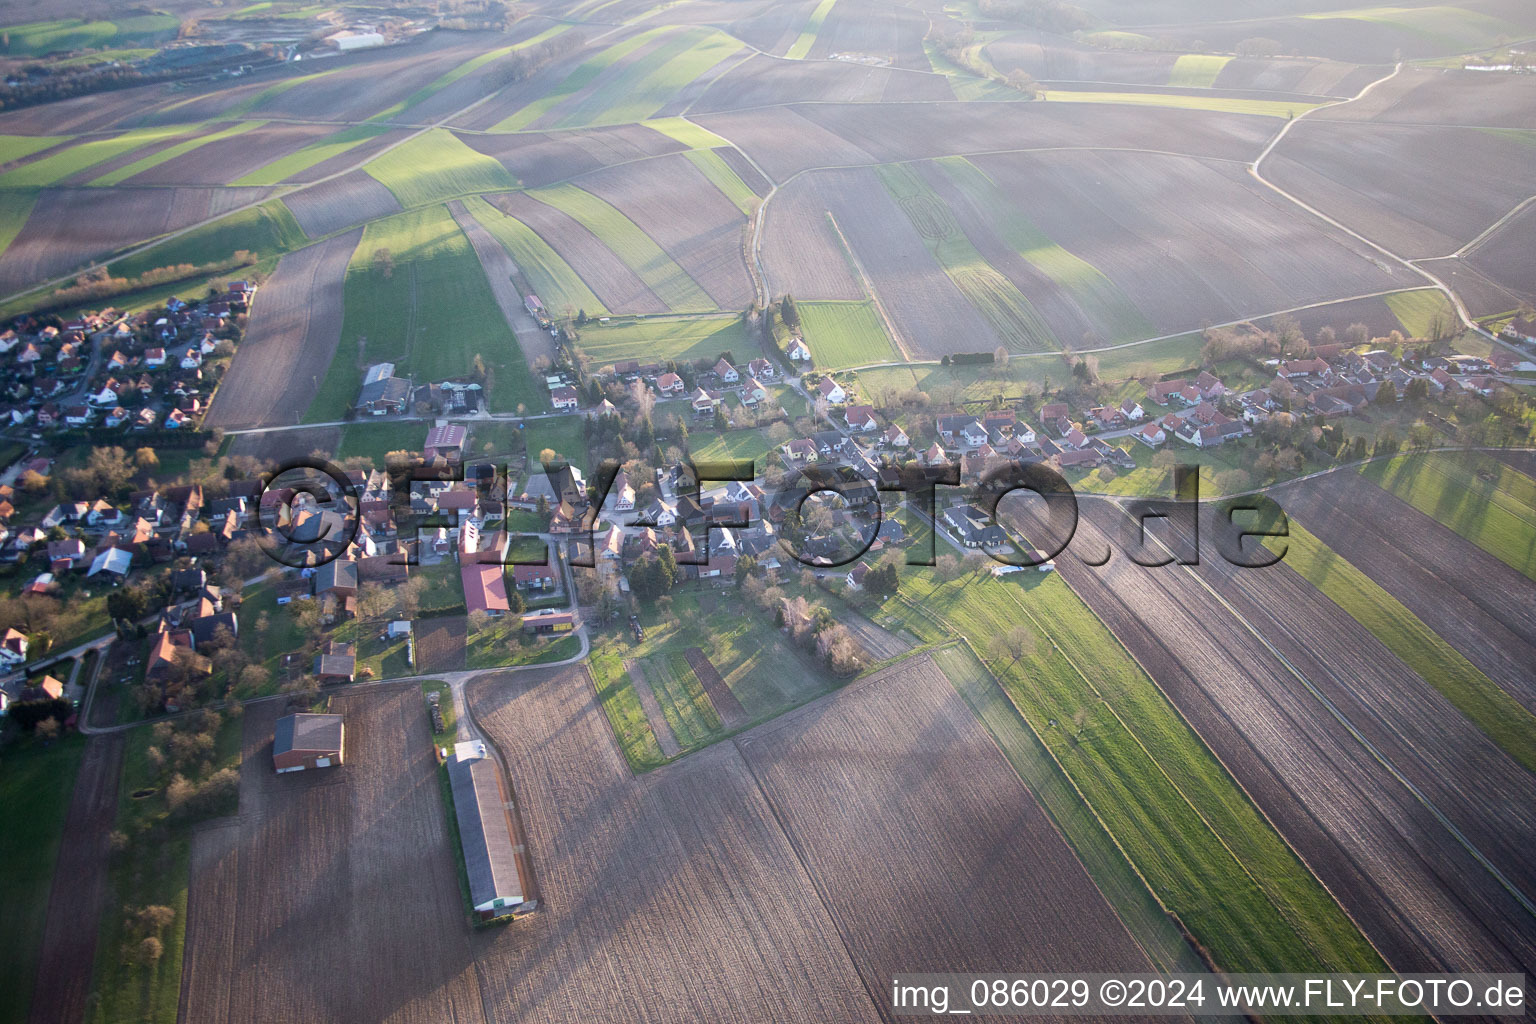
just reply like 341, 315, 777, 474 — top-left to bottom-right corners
1038, 89, 1321, 118
0, 124, 190, 187
872, 567, 1385, 977
682, 148, 759, 216
0, 735, 88, 1024
0, 14, 178, 56
797, 299, 897, 369
236, 585, 306, 691
363, 129, 518, 209
786, 0, 838, 59
306, 204, 544, 421
337, 419, 424, 465
690, 427, 779, 469
524, 183, 714, 312
575, 314, 746, 368
1383, 287, 1456, 339
589, 645, 668, 770
1362, 451, 1536, 580
878, 162, 1056, 352
461, 194, 607, 317
466, 619, 580, 669
416, 561, 467, 615
937, 155, 1154, 344
231, 123, 392, 187
1271, 520, 1536, 773
522, 415, 588, 472
1167, 53, 1231, 87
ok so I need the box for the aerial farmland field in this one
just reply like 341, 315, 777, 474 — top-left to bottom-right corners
7, 0, 1536, 1020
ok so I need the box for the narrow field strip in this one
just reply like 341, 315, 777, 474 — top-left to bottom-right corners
0, 190, 39, 259
90, 120, 266, 186
877, 162, 1055, 352
231, 123, 392, 186
786, 0, 838, 60
491, 28, 664, 132
589, 648, 668, 770
527, 182, 714, 311
1362, 451, 1536, 580
1270, 521, 1536, 774
643, 115, 732, 149
556, 28, 741, 129
937, 156, 1154, 344
363, 128, 519, 208
461, 193, 608, 316
1038, 90, 1322, 119
225, 69, 335, 118
370, 26, 572, 123
0, 124, 191, 187
0, 133, 71, 163
682, 148, 759, 215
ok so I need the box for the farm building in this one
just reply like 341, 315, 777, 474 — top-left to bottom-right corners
447, 747, 534, 917
522, 609, 574, 635
423, 424, 467, 462
272, 713, 345, 773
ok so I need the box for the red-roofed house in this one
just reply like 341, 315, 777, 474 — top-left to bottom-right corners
462, 562, 511, 616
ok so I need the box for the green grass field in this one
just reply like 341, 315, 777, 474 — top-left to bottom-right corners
1168, 53, 1231, 87
643, 116, 732, 149
878, 162, 1055, 352
682, 148, 759, 215
461, 194, 607, 317
231, 123, 392, 187
640, 651, 723, 746
490, 28, 662, 131
306, 204, 543, 421
111, 200, 307, 278
554, 27, 741, 128
1299, 4, 1525, 52
574, 314, 745, 368
0, 133, 69, 162
1039, 89, 1321, 118
589, 645, 668, 770
786, 0, 838, 59
0, 188, 39, 258
1361, 451, 1536, 580
874, 568, 1385, 977
522, 415, 588, 471
337, 419, 424, 465
937, 156, 1153, 344
798, 299, 896, 369
364, 128, 518, 209
0, 124, 190, 187
0, 735, 87, 1024
0, 14, 178, 56
690, 427, 779, 468
1270, 520, 1536, 773
1383, 287, 1456, 339
526, 183, 714, 312
91, 120, 266, 186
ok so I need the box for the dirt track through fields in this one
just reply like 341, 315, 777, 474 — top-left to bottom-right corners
1273, 470, 1536, 712
1008, 498, 1536, 980
28, 735, 124, 1024
204, 227, 362, 430
624, 658, 681, 756
449, 198, 555, 372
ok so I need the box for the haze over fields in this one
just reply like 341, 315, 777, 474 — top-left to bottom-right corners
2, 0, 1536, 1022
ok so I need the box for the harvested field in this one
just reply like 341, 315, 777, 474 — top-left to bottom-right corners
416, 616, 468, 673
459, 123, 685, 190
833, 606, 911, 660
272, 127, 410, 186
0, 82, 169, 134
462, 194, 606, 318
713, 146, 769, 196
765, 166, 1000, 356
625, 659, 682, 757
799, 0, 931, 70
449, 199, 558, 371
787, 100, 1277, 166
0, 185, 270, 297
282, 170, 403, 240
1317, 66, 1536, 129
1467, 200, 1536, 309
1025, 498, 1536, 979
204, 228, 361, 430
691, 52, 952, 112
1265, 121, 1536, 257
682, 149, 759, 215
227, 426, 341, 464
578, 153, 753, 309
757, 172, 863, 300
121, 121, 338, 187
683, 646, 746, 728
735, 655, 1161, 1004
1250, 292, 1404, 340
27, 736, 123, 1024
178, 690, 485, 1024
972, 150, 1400, 333
691, 106, 877, 181
467, 663, 881, 1024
